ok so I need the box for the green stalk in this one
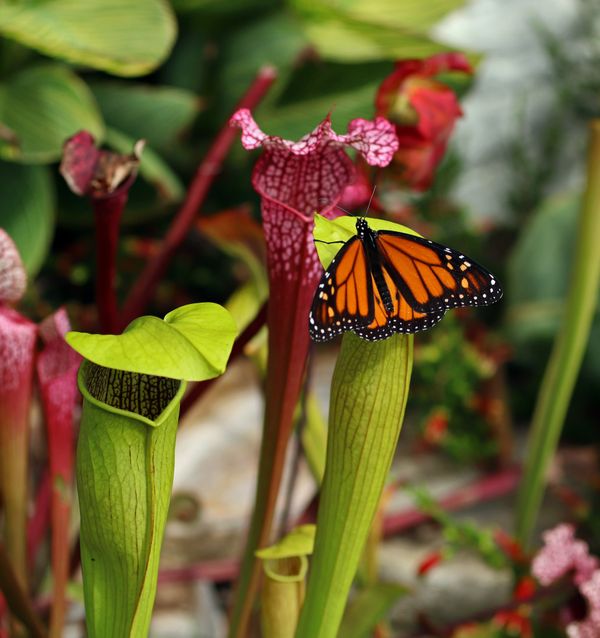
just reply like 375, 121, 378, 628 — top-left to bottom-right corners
295, 333, 413, 638
515, 120, 600, 546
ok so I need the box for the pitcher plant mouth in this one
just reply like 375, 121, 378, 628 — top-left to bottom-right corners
78, 361, 186, 428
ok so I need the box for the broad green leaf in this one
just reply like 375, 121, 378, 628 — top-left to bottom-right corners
256, 525, 316, 560
220, 12, 309, 109
296, 0, 466, 31
505, 192, 600, 383
0, 0, 176, 77
90, 82, 200, 152
296, 333, 413, 638
313, 214, 420, 267
67, 303, 237, 381
291, 0, 467, 62
0, 162, 54, 276
0, 64, 104, 164
172, 0, 277, 13
339, 583, 409, 638
105, 128, 184, 204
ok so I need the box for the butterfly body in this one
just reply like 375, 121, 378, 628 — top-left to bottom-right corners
309, 217, 502, 342
356, 218, 395, 314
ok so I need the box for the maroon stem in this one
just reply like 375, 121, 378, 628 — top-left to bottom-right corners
181, 302, 267, 416
120, 67, 277, 329
0, 543, 46, 638
93, 192, 127, 334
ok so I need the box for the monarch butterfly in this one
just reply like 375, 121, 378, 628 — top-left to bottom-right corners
309, 217, 502, 342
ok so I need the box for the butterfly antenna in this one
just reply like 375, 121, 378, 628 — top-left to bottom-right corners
365, 185, 377, 217
318, 197, 353, 216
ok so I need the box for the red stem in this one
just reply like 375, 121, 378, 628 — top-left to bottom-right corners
93, 193, 127, 334
180, 302, 267, 416
120, 67, 277, 328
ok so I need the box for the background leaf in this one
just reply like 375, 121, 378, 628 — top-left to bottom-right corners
0, 64, 104, 164
90, 82, 200, 153
0, 0, 177, 77
290, 0, 467, 62
0, 162, 55, 277
219, 11, 309, 110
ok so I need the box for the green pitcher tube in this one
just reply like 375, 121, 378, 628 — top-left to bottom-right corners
76, 362, 185, 637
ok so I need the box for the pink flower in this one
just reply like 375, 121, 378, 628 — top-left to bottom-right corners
532, 524, 599, 587
566, 570, 600, 638
338, 159, 374, 211
375, 52, 472, 191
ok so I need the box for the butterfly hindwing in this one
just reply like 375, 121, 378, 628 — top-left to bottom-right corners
354, 264, 447, 341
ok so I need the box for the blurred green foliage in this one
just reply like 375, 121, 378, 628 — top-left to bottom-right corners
0, 0, 598, 449
0, 0, 466, 287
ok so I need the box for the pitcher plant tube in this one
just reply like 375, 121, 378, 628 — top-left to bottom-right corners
228, 109, 398, 637
0, 230, 35, 591
66, 303, 236, 637
36, 308, 81, 638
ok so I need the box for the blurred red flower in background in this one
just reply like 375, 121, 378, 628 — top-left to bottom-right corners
375, 52, 473, 191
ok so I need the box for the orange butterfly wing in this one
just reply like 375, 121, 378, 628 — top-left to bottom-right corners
354, 265, 447, 341
375, 231, 502, 313
309, 236, 374, 342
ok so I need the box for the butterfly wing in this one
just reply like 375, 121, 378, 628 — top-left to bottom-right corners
309, 236, 374, 342
375, 231, 503, 313
309, 224, 502, 343
354, 263, 447, 341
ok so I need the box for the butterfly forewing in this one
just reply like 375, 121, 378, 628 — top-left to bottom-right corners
375, 231, 502, 313
309, 237, 374, 342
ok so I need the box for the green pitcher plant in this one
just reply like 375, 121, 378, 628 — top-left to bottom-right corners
66, 303, 236, 637
296, 215, 415, 638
